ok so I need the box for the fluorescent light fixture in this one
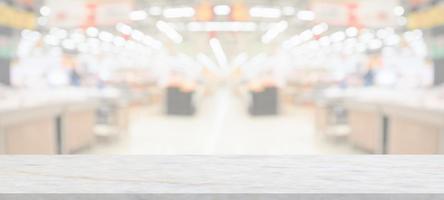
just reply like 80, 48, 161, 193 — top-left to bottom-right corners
394, 6, 405, 16
214, 5, 231, 16
62, 39, 76, 50
112, 36, 126, 47
300, 29, 313, 41
131, 30, 144, 41
44, 35, 59, 46
231, 52, 249, 68
319, 36, 331, 46
282, 35, 302, 49
142, 35, 162, 49
345, 27, 358, 37
129, 10, 148, 21
282, 6, 296, 16
404, 29, 423, 42
368, 39, 382, 50
209, 38, 228, 68
116, 23, 132, 35
156, 20, 183, 43
250, 7, 282, 18
163, 7, 195, 18
197, 53, 220, 72
149, 6, 162, 16
376, 29, 389, 39
384, 34, 400, 46
50, 28, 67, 39
40, 6, 51, 16
261, 20, 288, 44
312, 23, 328, 35
99, 31, 113, 42
21, 29, 41, 41
86, 27, 99, 37
70, 32, 85, 43
187, 22, 257, 32
297, 10, 315, 21
331, 31, 346, 42
359, 31, 374, 42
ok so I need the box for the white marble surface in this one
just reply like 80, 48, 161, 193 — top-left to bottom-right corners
0, 156, 444, 193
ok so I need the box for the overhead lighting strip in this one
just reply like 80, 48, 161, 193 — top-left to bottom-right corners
187, 22, 257, 32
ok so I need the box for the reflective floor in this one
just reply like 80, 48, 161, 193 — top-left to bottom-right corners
85, 88, 363, 155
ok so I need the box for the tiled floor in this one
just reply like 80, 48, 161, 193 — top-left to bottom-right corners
85, 88, 363, 155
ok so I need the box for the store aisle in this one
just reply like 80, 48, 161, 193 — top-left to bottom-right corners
85, 88, 362, 155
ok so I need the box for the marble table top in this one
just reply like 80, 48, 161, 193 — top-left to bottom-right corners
1, 155, 443, 194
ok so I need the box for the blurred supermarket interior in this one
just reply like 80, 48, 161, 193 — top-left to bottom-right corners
1, 0, 444, 154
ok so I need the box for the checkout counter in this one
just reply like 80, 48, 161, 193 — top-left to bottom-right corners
244, 79, 280, 116
317, 87, 444, 154
164, 78, 203, 116
0, 88, 101, 154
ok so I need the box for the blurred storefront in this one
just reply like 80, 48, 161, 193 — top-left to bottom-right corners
0, 0, 444, 154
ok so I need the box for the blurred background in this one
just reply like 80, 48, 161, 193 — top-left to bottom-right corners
0, 0, 443, 155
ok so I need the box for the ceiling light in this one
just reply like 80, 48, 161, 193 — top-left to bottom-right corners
187, 22, 257, 32
116, 23, 132, 35
142, 35, 162, 49
312, 23, 328, 35
345, 27, 358, 37
368, 39, 382, 50
209, 38, 228, 68
131, 30, 144, 41
394, 6, 405, 16
331, 31, 346, 42
297, 10, 315, 21
384, 35, 400, 46
250, 7, 282, 18
282, 35, 302, 49
86, 27, 99, 37
62, 39, 76, 50
231, 53, 249, 68
261, 20, 288, 44
70, 32, 85, 43
40, 6, 51, 17
113, 36, 126, 47
156, 20, 183, 43
359, 31, 374, 42
163, 7, 195, 18
197, 53, 220, 72
21, 29, 41, 41
376, 29, 389, 39
99, 31, 113, 42
214, 5, 231, 16
44, 35, 59, 46
129, 10, 148, 21
300, 30, 313, 41
50, 28, 67, 39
